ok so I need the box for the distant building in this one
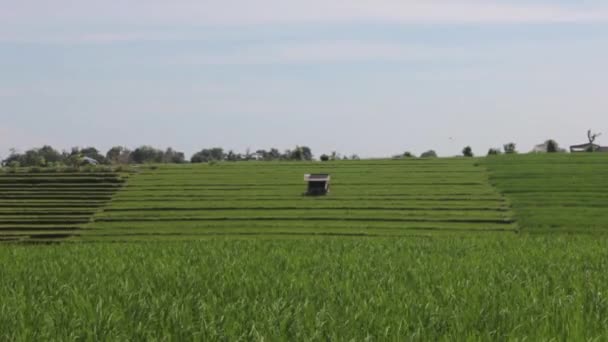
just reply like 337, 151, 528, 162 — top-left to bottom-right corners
304, 174, 331, 196
571, 130, 608, 153
531, 142, 566, 153
570, 143, 602, 153
82, 157, 99, 165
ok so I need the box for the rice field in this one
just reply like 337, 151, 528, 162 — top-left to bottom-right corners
485, 153, 608, 233
83, 159, 516, 240
1, 155, 608, 339
2, 236, 608, 340
0, 171, 126, 242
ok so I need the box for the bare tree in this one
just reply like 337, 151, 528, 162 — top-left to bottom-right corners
588, 130, 602, 144
585, 130, 602, 152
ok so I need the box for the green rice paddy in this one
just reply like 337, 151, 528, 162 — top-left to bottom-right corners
0, 171, 126, 242
83, 159, 515, 240
1, 154, 607, 339
2, 237, 608, 340
486, 153, 608, 232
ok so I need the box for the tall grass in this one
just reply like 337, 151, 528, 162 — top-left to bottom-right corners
1, 236, 607, 340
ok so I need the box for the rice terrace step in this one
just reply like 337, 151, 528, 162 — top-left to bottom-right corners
0, 170, 128, 242
4, 154, 607, 242
81, 158, 516, 240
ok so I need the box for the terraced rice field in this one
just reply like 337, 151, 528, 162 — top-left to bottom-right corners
0, 171, 126, 242
83, 159, 515, 240
2, 156, 608, 339
486, 154, 608, 233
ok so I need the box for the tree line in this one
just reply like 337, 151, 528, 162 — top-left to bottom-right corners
1, 145, 357, 167
0, 137, 590, 167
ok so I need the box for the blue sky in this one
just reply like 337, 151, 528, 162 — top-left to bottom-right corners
1, 0, 607, 158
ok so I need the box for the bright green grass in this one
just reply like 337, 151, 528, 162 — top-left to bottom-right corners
1, 236, 608, 340
485, 154, 608, 232
84, 159, 515, 239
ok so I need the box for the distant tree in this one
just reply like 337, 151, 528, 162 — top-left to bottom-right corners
1, 148, 20, 167
420, 150, 438, 158
190, 152, 204, 163
66, 152, 83, 167
462, 146, 474, 157
403, 151, 415, 158
191, 147, 225, 163
210, 148, 225, 161
162, 148, 186, 163
545, 140, 559, 153
288, 146, 313, 161
2, 145, 63, 167
255, 149, 266, 159
588, 130, 602, 144
225, 150, 242, 162
38, 145, 63, 164
586, 130, 602, 152
106, 146, 131, 164
320, 154, 330, 162
268, 148, 281, 160
256, 149, 283, 161
243, 148, 253, 161
68, 147, 107, 164
487, 148, 501, 156
503, 143, 517, 154
130, 146, 163, 164
349, 154, 360, 160
106, 146, 121, 163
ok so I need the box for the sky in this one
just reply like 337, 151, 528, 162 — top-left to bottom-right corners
1, 0, 607, 158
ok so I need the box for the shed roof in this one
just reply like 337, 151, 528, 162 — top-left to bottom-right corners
304, 174, 331, 182
82, 157, 99, 164
570, 143, 600, 149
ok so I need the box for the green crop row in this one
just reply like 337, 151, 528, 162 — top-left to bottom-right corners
104, 201, 508, 210
2, 236, 608, 340
0, 170, 126, 241
485, 154, 608, 232
80, 158, 509, 239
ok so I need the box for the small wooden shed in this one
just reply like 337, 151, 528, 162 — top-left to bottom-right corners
304, 174, 331, 196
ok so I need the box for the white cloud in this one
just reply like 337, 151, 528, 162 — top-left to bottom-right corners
187, 0, 608, 25
1, 1, 608, 43
0, 0, 608, 26
167, 40, 467, 65
161, 35, 608, 66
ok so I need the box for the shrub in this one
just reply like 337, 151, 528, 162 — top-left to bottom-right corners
487, 148, 501, 156
546, 140, 559, 153
320, 155, 330, 162
420, 150, 438, 158
462, 146, 474, 157
503, 143, 517, 154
